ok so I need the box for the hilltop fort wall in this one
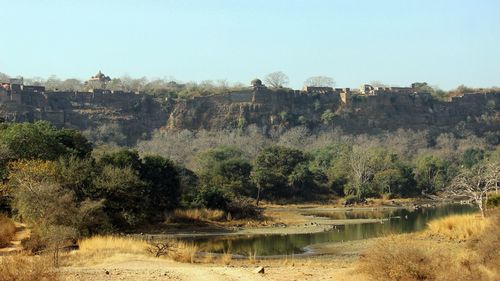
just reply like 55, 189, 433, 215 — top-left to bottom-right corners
0, 83, 499, 144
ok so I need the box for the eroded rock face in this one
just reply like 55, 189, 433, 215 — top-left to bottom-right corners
0, 88, 499, 144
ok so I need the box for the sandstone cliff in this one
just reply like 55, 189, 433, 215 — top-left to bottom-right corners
0, 87, 499, 144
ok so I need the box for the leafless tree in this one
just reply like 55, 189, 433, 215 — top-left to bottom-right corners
264, 71, 289, 88
444, 162, 500, 217
304, 76, 336, 87
349, 146, 375, 194
147, 241, 175, 257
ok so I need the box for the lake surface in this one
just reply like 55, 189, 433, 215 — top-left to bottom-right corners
181, 204, 476, 257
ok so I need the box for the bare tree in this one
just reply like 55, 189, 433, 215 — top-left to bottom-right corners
348, 145, 375, 196
304, 76, 336, 87
147, 241, 175, 257
444, 162, 499, 217
264, 71, 289, 88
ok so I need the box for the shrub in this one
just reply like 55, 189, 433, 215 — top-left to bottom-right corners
0, 214, 16, 247
343, 194, 364, 205
169, 241, 198, 263
0, 255, 59, 281
426, 214, 489, 240
359, 236, 485, 281
226, 198, 263, 219
359, 236, 443, 281
487, 194, 500, 207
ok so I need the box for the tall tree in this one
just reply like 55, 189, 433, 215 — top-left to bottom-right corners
304, 76, 335, 87
264, 71, 289, 88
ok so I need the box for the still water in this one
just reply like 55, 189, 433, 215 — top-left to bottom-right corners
181, 204, 476, 256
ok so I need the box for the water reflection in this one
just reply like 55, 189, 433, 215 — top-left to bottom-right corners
181, 204, 475, 256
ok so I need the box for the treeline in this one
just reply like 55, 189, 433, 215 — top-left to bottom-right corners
1, 72, 498, 100
136, 126, 500, 205
1, 121, 499, 250
0, 72, 247, 99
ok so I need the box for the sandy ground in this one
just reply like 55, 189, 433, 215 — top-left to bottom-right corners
60, 250, 366, 281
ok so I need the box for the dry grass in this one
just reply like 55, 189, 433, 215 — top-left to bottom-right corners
426, 214, 489, 240
472, 210, 500, 274
0, 214, 16, 248
169, 241, 199, 263
219, 251, 232, 265
65, 235, 203, 266
0, 255, 59, 281
359, 211, 500, 281
358, 235, 494, 281
65, 235, 149, 266
247, 249, 257, 264
170, 208, 225, 222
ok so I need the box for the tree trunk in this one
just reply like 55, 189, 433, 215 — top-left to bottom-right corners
256, 186, 261, 206
478, 199, 485, 218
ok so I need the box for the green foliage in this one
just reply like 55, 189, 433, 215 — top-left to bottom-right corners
140, 155, 181, 214
253, 146, 319, 200
0, 121, 90, 160
94, 150, 182, 225
320, 109, 335, 125
98, 149, 142, 170
462, 148, 484, 168
192, 186, 232, 210
487, 194, 500, 207
414, 154, 450, 195
92, 165, 146, 227
55, 156, 96, 201
195, 146, 255, 199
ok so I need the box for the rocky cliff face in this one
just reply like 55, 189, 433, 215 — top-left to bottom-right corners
0, 88, 499, 144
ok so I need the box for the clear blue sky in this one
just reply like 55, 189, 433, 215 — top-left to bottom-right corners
1, 0, 499, 90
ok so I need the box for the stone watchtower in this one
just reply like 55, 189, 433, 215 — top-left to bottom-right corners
85, 71, 111, 90
251, 78, 266, 90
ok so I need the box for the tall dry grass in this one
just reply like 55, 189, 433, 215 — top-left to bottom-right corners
472, 210, 500, 274
0, 214, 16, 248
65, 235, 149, 266
359, 212, 499, 281
219, 251, 232, 265
426, 214, 489, 240
169, 208, 225, 222
0, 255, 59, 281
169, 241, 199, 263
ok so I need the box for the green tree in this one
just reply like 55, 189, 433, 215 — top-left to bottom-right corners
92, 165, 146, 228
140, 155, 181, 217
98, 149, 142, 170
414, 154, 450, 195
310, 143, 351, 196
195, 147, 254, 197
55, 156, 96, 201
0, 121, 89, 160
252, 146, 313, 203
